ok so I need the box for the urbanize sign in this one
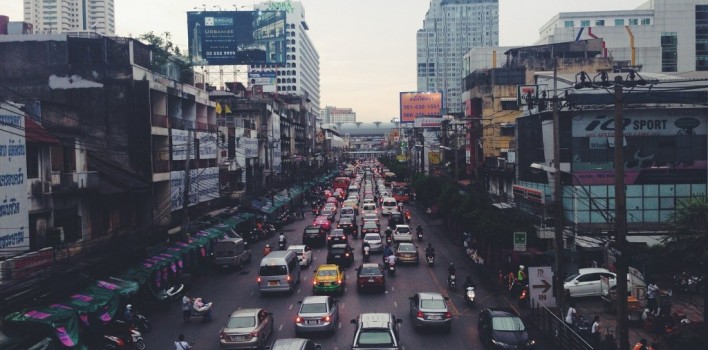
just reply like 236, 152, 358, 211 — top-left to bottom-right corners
528, 266, 556, 308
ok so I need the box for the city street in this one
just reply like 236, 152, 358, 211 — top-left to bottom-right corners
142, 204, 553, 349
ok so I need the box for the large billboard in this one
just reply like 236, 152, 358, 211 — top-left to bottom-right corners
571, 111, 707, 185
400, 92, 443, 123
0, 103, 29, 258
187, 10, 286, 65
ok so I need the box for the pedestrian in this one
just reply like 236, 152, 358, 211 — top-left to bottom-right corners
632, 338, 648, 350
591, 315, 602, 348
565, 300, 577, 327
299, 206, 305, 219
647, 281, 659, 313
174, 334, 192, 350
181, 292, 192, 322
517, 265, 527, 284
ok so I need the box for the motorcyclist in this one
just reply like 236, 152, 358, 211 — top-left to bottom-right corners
263, 244, 272, 256
448, 263, 456, 284
416, 224, 423, 235
362, 241, 371, 258
425, 243, 435, 258
464, 275, 475, 289
384, 228, 393, 242
383, 244, 393, 258
386, 254, 396, 267
278, 233, 287, 249
404, 209, 412, 223
123, 304, 134, 324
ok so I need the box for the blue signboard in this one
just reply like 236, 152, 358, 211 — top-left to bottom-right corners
187, 11, 287, 66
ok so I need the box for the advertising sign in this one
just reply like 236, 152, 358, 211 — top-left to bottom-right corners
243, 137, 258, 158
171, 129, 193, 160
249, 71, 277, 85
517, 85, 539, 106
187, 11, 286, 66
414, 117, 443, 128
196, 167, 219, 203
197, 132, 217, 159
528, 266, 556, 308
570, 111, 707, 185
400, 92, 443, 123
170, 167, 220, 211
0, 103, 29, 258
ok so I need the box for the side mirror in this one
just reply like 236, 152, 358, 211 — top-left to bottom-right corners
314, 345, 322, 350
574, 280, 580, 285
396, 318, 403, 324
350, 319, 357, 324
297, 300, 303, 304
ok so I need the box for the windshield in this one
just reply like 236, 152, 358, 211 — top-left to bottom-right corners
492, 316, 526, 331
564, 273, 580, 283
357, 330, 394, 346
300, 302, 327, 314
420, 299, 446, 309
398, 245, 415, 252
364, 234, 381, 241
396, 227, 410, 234
317, 269, 338, 277
259, 265, 288, 276
226, 316, 256, 328
360, 266, 381, 275
363, 223, 378, 229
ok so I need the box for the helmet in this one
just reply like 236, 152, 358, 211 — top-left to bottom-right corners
428, 243, 432, 248
265, 244, 271, 248
519, 265, 525, 270
126, 304, 132, 311
449, 262, 454, 267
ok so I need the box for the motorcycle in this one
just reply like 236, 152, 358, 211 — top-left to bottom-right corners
387, 261, 396, 276
426, 254, 435, 266
674, 273, 704, 293
518, 284, 529, 308
133, 312, 152, 333
102, 321, 146, 350
448, 275, 457, 291
385, 234, 392, 245
278, 239, 287, 250
186, 298, 213, 322
465, 286, 476, 307
416, 229, 423, 242
574, 315, 591, 340
363, 246, 371, 262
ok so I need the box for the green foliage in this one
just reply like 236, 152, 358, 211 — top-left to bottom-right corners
136, 31, 191, 81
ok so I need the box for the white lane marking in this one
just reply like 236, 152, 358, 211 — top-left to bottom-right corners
289, 304, 293, 310
391, 286, 395, 291
297, 288, 301, 294
338, 322, 342, 329
394, 301, 398, 307
278, 324, 283, 331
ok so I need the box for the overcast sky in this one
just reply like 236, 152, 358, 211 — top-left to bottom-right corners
3, 0, 648, 122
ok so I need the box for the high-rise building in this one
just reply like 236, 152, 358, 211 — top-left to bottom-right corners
251, 1, 320, 119
417, 0, 499, 115
23, 0, 115, 35
320, 106, 357, 124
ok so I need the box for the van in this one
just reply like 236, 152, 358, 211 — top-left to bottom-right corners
360, 203, 377, 216
213, 238, 251, 270
271, 338, 322, 350
381, 197, 398, 215
258, 250, 301, 294
340, 206, 356, 220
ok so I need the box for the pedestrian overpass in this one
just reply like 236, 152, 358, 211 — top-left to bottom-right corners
344, 150, 393, 160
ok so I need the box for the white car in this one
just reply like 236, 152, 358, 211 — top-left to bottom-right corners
360, 203, 377, 216
563, 268, 616, 297
393, 224, 412, 242
288, 245, 313, 268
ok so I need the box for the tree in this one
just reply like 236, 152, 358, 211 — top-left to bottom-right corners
136, 31, 191, 81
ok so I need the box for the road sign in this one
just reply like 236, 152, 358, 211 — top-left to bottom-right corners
528, 266, 556, 308
513, 232, 526, 252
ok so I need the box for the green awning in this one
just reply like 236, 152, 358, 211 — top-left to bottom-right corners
5, 306, 83, 349
98, 277, 140, 297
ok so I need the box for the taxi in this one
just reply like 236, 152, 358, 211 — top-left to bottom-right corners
313, 264, 346, 295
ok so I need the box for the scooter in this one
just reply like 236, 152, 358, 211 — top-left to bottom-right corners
426, 254, 435, 266
465, 286, 476, 307
102, 321, 146, 350
133, 312, 152, 333
518, 284, 529, 308
385, 235, 392, 245
278, 239, 287, 250
417, 229, 423, 242
448, 275, 457, 291
186, 298, 213, 323
387, 261, 396, 276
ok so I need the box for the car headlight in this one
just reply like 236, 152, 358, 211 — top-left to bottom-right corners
526, 339, 536, 346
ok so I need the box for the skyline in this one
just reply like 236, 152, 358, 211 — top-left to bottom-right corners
3, 0, 649, 122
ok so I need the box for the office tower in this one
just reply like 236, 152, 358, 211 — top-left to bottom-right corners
23, 0, 115, 35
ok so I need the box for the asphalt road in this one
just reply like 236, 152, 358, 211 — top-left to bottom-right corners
142, 203, 553, 350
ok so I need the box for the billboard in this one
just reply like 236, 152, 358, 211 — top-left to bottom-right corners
400, 92, 443, 123
197, 131, 217, 159
187, 11, 286, 66
170, 167, 220, 211
171, 129, 194, 160
0, 103, 29, 258
571, 111, 707, 185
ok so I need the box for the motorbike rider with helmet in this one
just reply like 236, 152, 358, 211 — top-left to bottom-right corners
263, 244, 272, 256
448, 263, 457, 287
464, 275, 475, 289
425, 243, 435, 258
278, 233, 287, 250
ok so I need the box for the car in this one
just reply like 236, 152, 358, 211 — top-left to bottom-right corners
303, 225, 327, 247
362, 233, 384, 253
327, 243, 355, 267
287, 245, 313, 268
563, 268, 618, 298
350, 313, 403, 350
313, 264, 346, 295
219, 308, 274, 349
295, 296, 339, 335
478, 308, 535, 349
327, 229, 348, 248
360, 203, 377, 216
408, 293, 451, 331
340, 206, 357, 219
337, 217, 357, 237
387, 212, 404, 229
320, 207, 336, 222
395, 243, 419, 264
356, 263, 386, 292
361, 213, 380, 227
392, 225, 412, 243
270, 338, 322, 350
313, 216, 331, 231
360, 221, 381, 236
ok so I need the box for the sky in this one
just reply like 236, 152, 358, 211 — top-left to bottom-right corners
3, 0, 649, 122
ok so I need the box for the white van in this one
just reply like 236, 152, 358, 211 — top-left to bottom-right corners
258, 250, 301, 294
381, 197, 398, 216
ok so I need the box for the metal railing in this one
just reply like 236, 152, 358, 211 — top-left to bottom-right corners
528, 298, 594, 350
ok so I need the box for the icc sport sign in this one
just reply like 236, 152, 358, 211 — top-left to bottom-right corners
399, 92, 443, 123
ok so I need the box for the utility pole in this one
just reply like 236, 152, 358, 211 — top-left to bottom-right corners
614, 76, 629, 350
181, 129, 192, 241
551, 58, 564, 312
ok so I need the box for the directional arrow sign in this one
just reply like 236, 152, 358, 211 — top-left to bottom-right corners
532, 279, 552, 294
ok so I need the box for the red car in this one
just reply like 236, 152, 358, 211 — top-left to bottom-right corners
313, 215, 332, 231
356, 263, 386, 293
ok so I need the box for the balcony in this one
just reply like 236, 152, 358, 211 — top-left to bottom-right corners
50, 171, 99, 192
152, 114, 169, 128
153, 160, 170, 174
30, 180, 52, 197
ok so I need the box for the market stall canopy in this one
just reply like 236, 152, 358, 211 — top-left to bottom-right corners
5, 306, 82, 349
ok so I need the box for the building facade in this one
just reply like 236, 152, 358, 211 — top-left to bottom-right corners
320, 106, 357, 124
417, 0, 499, 114
535, 0, 708, 72
23, 0, 115, 35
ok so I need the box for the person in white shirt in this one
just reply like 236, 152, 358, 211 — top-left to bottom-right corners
174, 334, 192, 350
386, 254, 396, 266
565, 301, 577, 327
590, 315, 601, 347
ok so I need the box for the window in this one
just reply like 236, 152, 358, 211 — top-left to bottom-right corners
564, 20, 574, 28
26, 143, 39, 178
581, 20, 590, 27
595, 20, 605, 26
661, 32, 678, 72
697, 5, 708, 70
615, 19, 625, 26
641, 18, 651, 25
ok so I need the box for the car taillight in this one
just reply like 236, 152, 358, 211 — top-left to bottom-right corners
345, 253, 350, 257
313, 279, 317, 285
322, 316, 331, 322
250, 331, 258, 338
445, 312, 452, 319
337, 279, 342, 284
327, 236, 331, 240
257, 277, 261, 283
287, 275, 291, 282
417, 311, 424, 318
296, 317, 302, 323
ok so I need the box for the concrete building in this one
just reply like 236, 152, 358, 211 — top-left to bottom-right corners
320, 106, 356, 124
251, 1, 320, 120
417, 0, 499, 115
535, 0, 708, 72
22, 0, 115, 35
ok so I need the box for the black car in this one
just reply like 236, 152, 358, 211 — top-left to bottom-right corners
327, 244, 355, 267
303, 225, 327, 247
388, 213, 405, 230
356, 263, 385, 292
478, 308, 535, 349
327, 229, 349, 248
338, 217, 357, 237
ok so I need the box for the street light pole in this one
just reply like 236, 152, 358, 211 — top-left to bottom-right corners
614, 76, 630, 350
552, 59, 565, 312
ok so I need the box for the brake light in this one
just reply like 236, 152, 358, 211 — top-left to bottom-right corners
257, 277, 261, 283
445, 312, 452, 319
296, 317, 302, 323
337, 279, 342, 284
287, 275, 291, 282
327, 236, 331, 240
345, 253, 349, 257
250, 331, 258, 338
323, 316, 331, 322
313, 279, 317, 285
417, 311, 424, 318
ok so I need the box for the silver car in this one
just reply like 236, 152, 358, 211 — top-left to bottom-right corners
295, 296, 339, 335
393, 225, 412, 242
409, 292, 452, 331
363, 233, 384, 253
219, 308, 274, 349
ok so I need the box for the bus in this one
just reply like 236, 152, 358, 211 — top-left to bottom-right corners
391, 182, 413, 203
332, 177, 351, 192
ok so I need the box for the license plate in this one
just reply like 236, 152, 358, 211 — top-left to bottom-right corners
231, 335, 245, 341
368, 278, 374, 282
306, 320, 318, 325
335, 255, 341, 258
268, 280, 279, 286
429, 315, 442, 320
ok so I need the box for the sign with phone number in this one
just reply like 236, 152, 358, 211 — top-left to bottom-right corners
399, 92, 443, 123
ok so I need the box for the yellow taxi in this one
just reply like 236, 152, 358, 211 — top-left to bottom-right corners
313, 264, 346, 295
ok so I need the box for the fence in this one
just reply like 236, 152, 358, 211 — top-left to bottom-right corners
528, 298, 595, 350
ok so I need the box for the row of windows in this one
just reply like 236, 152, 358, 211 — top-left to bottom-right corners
277, 85, 297, 91
563, 18, 651, 28
697, 5, 708, 71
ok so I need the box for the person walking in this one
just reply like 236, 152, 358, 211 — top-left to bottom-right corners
565, 300, 577, 327
174, 334, 192, 350
181, 293, 192, 322
591, 315, 602, 348
647, 282, 659, 313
